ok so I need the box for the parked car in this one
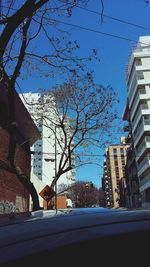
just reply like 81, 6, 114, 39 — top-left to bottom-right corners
0, 207, 150, 266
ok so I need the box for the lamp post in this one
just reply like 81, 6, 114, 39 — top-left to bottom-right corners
54, 124, 62, 212
44, 158, 55, 210
54, 125, 57, 213
44, 125, 60, 212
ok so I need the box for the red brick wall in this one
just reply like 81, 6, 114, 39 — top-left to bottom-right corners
57, 195, 67, 209
0, 128, 30, 213
43, 195, 67, 210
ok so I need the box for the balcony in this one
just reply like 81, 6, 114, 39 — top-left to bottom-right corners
133, 119, 150, 147
130, 94, 149, 124
136, 136, 150, 159
139, 87, 146, 94
137, 155, 150, 177
133, 104, 150, 133
134, 46, 150, 53
135, 59, 142, 66
136, 71, 144, 80
141, 103, 149, 110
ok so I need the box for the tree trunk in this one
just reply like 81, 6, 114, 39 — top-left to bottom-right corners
15, 171, 40, 211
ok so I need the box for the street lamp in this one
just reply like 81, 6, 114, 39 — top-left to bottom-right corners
44, 124, 60, 212
54, 124, 60, 213
44, 158, 55, 210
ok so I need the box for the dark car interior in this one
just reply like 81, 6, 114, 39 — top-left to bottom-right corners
1, 229, 150, 267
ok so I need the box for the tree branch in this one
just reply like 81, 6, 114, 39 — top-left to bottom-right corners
11, 17, 32, 85
0, 0, 48, 62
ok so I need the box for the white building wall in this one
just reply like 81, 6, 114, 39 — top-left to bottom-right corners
127, 36, 150, 204
19, 92, 75, 192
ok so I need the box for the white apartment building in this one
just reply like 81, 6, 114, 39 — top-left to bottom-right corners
126, 36, 150, 207
20, 92, 75, 195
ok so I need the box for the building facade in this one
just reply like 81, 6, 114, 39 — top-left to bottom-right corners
102, 139, 128, 208
123, 103, 140, 208
124, 36, 150, 207
0, 80, 40, 213
20, 92, 76, 200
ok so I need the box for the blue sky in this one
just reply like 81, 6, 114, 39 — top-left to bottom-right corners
19, 0, 150, 188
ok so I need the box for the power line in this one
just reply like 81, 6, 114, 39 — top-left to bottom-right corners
76, 5, 150, 32
52, 19, 148, 44
2, 2, 150, 32
32, 151, 148, 159
2, 3, 150, 40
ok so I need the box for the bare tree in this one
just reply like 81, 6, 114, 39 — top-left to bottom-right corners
68, 181, 100, 208
31, 78, 119, 190
0, 0, 102, 210
57, 183, 68, 194
0, 0, 100, 83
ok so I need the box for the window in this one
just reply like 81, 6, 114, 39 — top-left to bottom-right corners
135, 58, 142, 66
122, 160, 125, 166
141, 100, 148, 110
120, 148, 124, 154
115, 166, 119, 172
114, 155, 118, 165
144, 115, 150, 125
113, 148, 117, 155
137, 71, 144, 80
139, 87, 146, 94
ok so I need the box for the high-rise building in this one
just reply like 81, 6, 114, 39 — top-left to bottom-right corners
19, 92, 76, 192
123, 36, 150, 207
123, 103, 139, 208
102, 138, 128, 208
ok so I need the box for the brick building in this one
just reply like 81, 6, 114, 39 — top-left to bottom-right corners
102, 138, 129, 208
0, 79, 40, 214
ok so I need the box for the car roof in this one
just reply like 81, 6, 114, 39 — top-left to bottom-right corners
1, 207, 150, 264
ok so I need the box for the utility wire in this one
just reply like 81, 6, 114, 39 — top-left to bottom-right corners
2, 3, 150, 41
2, 2, 150, 33
33, 151, 147, 159
52, 18, 148, 44
76, 5, 150, 32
